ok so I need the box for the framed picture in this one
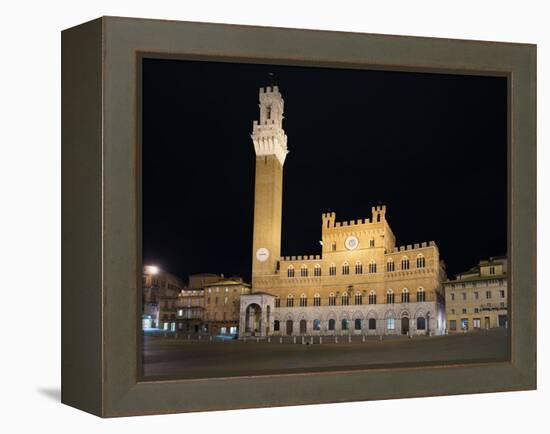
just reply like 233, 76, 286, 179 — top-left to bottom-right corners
61, 16, 536, 417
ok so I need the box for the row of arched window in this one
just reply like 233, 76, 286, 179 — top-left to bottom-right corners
286, 255, 427, 278
273, 317, 427, 333
274, 288, 427, 307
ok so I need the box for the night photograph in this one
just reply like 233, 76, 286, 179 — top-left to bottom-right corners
140, 57, 508, 379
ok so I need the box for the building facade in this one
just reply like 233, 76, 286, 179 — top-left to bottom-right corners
444, 256, 508, 332
240, 86, 447, 337
204, 278, 251, 335
142, 265, 184, 330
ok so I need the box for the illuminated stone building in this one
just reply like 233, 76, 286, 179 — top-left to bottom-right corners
142, 265, 184, 330
444, 256, 508, 332
204, 278, 251, 335
239, 86, 447, 337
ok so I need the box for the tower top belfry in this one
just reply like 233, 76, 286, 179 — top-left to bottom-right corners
251, 85, 288, 166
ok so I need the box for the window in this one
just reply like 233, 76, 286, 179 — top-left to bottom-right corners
342, 262, 350, 275
300, 294, 307, 307
462, 308, 467, 314
273, 320, 280, 331
355, 262, 363, 274
329, 264, 336, 276
500, 290, 505, 298
486, 291, 492, 299
341, 319, 349, 330
417, 317, 426, 330
450, 293, 455, 301
286, 294, 294, 307
369, 239, 375, 247
461, 318, 469, 330
386, 318, 395, 330
401, 257, 410, 270
449, 320, 457, 330
287, 266, 295, 278
416, 255, 426, 268
300, 265, 308, 277
368, 318, 376, 330
474, 291, 479, 300
416, 287, 426, 302
328, 293, 336, 306
368, 291, 377, 305
331, 242, 337, 251
355, 319, 362, 330
474, 308, 479, 313
341, 293, 349, 306
473, 318, 481, 329
328, 319, 336, 330
314, 264, 321, 277
489, 266, 495, 275
177, 309, 183, 316
386, 260, 395, 272
450, 309, 455, 314
500, 302, 505, 308
386, 289, 395, 304
401, 288, 410, 303
354, 292, 363, 305
369, 261, 377, 273
314, 294, 321, 306
462, 292, 467, 300
275, 297, 280, 308
313, 319, 321, 331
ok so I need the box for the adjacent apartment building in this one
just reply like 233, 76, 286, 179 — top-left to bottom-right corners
443, 256, 508, 332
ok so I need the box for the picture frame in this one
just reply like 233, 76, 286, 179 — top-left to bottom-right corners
61, 16, 536, 417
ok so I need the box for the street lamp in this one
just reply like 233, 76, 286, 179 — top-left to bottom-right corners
144, 265, 159, 275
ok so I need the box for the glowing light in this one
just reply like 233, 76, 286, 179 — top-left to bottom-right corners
145, 265, 159, 275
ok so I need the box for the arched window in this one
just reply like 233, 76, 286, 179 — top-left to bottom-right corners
313, 319, 321, 331
328, 293, 336, 306
369, 261, 377, 273
369, 238, 375, 247
401, 257, 410, 270
341, 292, 349, 306
314, 293, 321, 306
386, 259, 395, 272
341, 319, 349, 330
300, 265, 308, 277
401, 288, 410, 303
386, 318, 396, 330
368, 318, 376, 330
368, 290, 377, 305
287, 265, 295, 278
286, 294, 294, 307
355, 261, 363, 274
416, 254, 426, 268
355, 319, 362, 330
329, 263, 336, 276
273, 320, 280, 331
417, 316, 426, 330
417, 287, 426, 302
331, 242, 337, 251
342, 262, 350, 275
314, 264, 321, 277
275, 296, 280, 308
328, 319, 336, 330
354, 292, 363, 305
386, 289, 395, 304
300, 293, 307, 307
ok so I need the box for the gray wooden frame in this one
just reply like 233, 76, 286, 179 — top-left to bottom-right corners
62, 16, 536, 417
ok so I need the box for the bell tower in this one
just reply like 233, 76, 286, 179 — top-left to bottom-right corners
251, 86, 288, 284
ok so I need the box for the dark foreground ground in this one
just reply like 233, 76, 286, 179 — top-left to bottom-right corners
142, 329, 508, 379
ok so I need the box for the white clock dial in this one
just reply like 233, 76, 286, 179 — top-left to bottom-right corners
345, 236, 359, 250
256, 247, 270, 262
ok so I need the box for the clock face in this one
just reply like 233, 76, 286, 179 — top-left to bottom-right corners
345, 236, 359, 250
256, 247, 270, 262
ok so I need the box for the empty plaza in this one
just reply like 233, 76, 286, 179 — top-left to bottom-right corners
142, 328, 507, 379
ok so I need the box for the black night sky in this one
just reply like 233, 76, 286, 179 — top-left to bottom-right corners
142, 58, 507, 283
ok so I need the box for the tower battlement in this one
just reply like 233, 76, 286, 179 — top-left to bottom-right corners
251, 84, 288, 166
322, 206, 388, 231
